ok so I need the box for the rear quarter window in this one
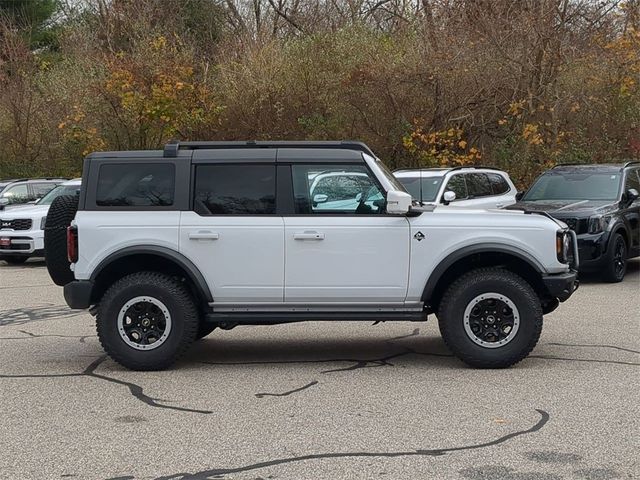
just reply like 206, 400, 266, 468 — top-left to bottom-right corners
487, 173, 511, 195
96, 163, 175, 207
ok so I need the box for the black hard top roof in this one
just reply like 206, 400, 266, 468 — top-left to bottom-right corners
87, 140, 375, 162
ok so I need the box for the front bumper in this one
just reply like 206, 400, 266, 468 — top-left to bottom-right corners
64, 280, 94, 309
0, 232, 44, 256
542, 270, 579, 302
575, 232, 609, 271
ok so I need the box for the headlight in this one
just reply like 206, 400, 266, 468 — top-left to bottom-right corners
588, 215, 609, 234
556, 231, 572, 264
40, 216, 47, 230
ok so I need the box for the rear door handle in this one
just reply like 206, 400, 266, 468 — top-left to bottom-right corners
495, 203, 505, 208
189, 231, 219, 240
293, 231, 325, 240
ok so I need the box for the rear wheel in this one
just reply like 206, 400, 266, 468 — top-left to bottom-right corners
438, 268, 543, 368
602, 233, 627, 283
44, 194, 78, 286
96, 272, 199, 371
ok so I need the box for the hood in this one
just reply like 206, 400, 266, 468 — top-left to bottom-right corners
0, 204, 49, 219
507, 199, 617, 216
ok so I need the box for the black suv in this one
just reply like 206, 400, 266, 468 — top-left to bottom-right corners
508, 161, 639, 282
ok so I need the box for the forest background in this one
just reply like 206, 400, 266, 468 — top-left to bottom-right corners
0, 0, 638, 187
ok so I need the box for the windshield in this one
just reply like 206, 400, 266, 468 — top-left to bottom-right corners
398, 175, 444, 202
38, 184, 80, 205
524, 171, 621, 201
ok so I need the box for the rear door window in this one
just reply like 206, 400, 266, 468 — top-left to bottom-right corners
466, 173, 492, 198
194, 164, 276, 215
96, 163, 175, 207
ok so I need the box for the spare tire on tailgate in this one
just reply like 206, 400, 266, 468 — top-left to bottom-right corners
44, 195, 79, 286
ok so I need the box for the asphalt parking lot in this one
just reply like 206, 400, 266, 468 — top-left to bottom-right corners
0, 261, 638, 480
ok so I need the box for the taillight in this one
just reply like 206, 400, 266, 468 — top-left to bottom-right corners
67, 226, 78, 263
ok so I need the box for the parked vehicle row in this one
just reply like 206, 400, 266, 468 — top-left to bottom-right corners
393, 162, 640, 282
0, 178, 67, 209
394, 167, 517, 209
0, 179, 81, 264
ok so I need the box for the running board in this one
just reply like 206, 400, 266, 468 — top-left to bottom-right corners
205, 311, 427, 324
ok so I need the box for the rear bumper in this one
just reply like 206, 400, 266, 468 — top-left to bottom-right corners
542, 270, 579, 302
63, 280, 94, 309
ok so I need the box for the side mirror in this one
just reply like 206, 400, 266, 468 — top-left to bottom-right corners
625, 188, 639, 205
515, 191, 525, 201
313, 194, 328, 204
386, 190, 412, 215
0, 197, 8, 210
442, 190, 456, 205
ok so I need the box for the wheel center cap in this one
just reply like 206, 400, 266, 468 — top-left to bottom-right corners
141, 318, 151, 327
486, 315, 496, 324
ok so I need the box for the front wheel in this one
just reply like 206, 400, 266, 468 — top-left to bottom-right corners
602, 233, 627, 283
96, 272, 199, 371
438, 268, 543, 368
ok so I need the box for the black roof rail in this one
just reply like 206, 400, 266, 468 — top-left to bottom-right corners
393, 166, 503, 173
552, 162, 638, 169
163, 140, 375, 158
447, 165, 503, 172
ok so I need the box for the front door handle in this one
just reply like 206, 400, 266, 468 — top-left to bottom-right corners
293, 231, 325, 240
495, 203, 505, 208
189, 231, 219, 240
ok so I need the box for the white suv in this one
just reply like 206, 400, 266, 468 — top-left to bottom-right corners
394, 167, 517, 209
44, 141, 578, 371
0, 179, 81, 264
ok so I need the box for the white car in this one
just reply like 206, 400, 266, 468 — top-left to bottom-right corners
44, 141, 578, 371
0, 179, 81, 265
394, 167, 517, 209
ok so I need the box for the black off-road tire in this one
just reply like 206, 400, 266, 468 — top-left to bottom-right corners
44, 195, 78, 286
197, 323, 216, 340
437, 268, 543, 369
602, 233, 627, 283
97, 272, 199, 371
2, 256, 28, 265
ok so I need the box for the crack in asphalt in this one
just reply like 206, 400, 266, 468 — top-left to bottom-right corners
529, 354, 640, 366
139, 409, 550, 479
0, 355, 212, 415
547, 342, 640, 355
255, 380, 319, 398
0, 329, 92, 343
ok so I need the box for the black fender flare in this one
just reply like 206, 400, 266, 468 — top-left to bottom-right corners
607, 220, 631, 250
90, 245, 213, 303
421, 243, 546, 303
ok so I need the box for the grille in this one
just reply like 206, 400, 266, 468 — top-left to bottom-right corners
560, 217, 588, 235
0, 218, 32, 231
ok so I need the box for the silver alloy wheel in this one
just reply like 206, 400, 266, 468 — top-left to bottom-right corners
463, 292, 520, 348
117, 296, 172, 351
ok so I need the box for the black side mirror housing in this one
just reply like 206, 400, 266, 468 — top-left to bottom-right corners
625, 188, 639, 206
515, 191, 525, 202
